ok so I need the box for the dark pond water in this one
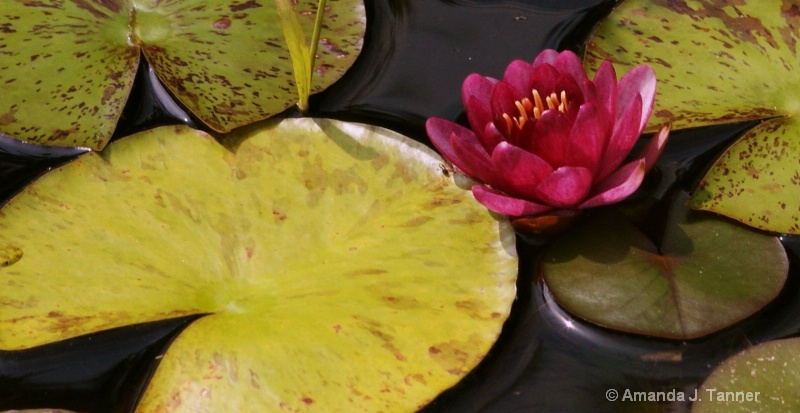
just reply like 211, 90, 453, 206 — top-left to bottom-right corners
2, 0, 799, 412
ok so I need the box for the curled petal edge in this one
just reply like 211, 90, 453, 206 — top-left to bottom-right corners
635, 124, 670, 173
617, 65, 657, 131
579, 159, 645, 209
472, 185, 553, 217
425, 118, 487, 180
533, 166, 594, 209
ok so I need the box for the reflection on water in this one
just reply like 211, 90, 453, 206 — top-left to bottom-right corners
311, 0, 617, 141
1, 0, 799, 412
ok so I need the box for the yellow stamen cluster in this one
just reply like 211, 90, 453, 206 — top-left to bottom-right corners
502, 89, 569, 133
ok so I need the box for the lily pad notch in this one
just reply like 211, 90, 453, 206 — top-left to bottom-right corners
0, 0, 365, 149
542, 193, 788, 340
0, 118, 517, 412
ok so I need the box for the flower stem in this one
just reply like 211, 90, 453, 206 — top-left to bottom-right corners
308, 0, 328, 88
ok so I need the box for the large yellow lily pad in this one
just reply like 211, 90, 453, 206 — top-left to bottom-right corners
0, 118, 517, 411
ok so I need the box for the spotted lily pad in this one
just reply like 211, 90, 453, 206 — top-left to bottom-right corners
541, 193, 788, 339
0, 119, 517, 411
692, 338, 800, 412
0, 1, 365, 149
584, 0, 800, 234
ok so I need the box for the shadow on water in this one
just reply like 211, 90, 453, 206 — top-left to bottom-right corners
2, 1, 799, 412
0, 316, 200, 412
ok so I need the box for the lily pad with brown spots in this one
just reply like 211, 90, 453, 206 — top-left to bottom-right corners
584, 0, 800, 234
692, 338, 800, 412
541, 193, 788, 340
0, 118, 517, 412
0, 0, 365, 150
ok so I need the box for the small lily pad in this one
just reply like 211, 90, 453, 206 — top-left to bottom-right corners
542, 193, 788, 339
0, 0, 365, 149
584, 0, 800, 234
693, 338, 800, 412
0, 119, 517, 411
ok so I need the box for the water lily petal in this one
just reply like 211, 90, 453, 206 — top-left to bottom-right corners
449, 128, 499, 186
553, 50, 593, 102
515, 117, 539, 152
593, 60, 617, 121
532, 49, 559, 66
463, 75, 497, 140
528, 64, 561, 98
580, 159, 645, 209
534, 166, 593, 208
465, 95, 496, 151
491, 142, 554, 198
490, 81, 526, 135
567, 103, 610, 178
530, 110, 572, 168
596, 93, 643, 182
472, 184, 553, 217
425, 118, 487, 179
635, 124, 670, 173
481, 121, 505, 154
617, 65, 656, 130
462, 73, 496, 107
503, 60, 534, 97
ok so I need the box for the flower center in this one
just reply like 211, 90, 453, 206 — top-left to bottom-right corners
502, 89, 569, 132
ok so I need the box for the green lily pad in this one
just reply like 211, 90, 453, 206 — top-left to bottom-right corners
541, 193, 788, 339
692, 338, 800, 412
688, 117, 800, 233
584, 0, 800, 234
0, 1, 365, 150
0, 119, 517, 411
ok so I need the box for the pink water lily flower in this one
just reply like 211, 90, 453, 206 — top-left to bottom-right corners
426, 49, 670, 218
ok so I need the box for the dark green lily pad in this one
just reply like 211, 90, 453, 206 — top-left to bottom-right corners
542, 193, 788, 339
693, 338, 800, 412
584, 0, 800, 234
0, 0, 365, 150
0, 118, 517, 411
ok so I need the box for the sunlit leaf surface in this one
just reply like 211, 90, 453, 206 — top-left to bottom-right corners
0, 0, 365, 149
0, 119, 517, 411
542, 193, 787, 339
688, 117, 800, 233
584, 0, 800, 234
693, 338, 800, 412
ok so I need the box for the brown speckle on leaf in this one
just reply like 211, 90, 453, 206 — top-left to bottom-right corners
230, 0, 261, 12
0, 108, 17, 126
213, 17, 231, 30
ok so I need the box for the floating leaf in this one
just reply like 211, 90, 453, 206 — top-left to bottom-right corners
584, 0, 797, 131
584, 0, 800, 234
0, 118, 517, 411
688, 117, 800, 233
542, 193, 788, 339
0, 1, 365, 149
693, 338, 800, 412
